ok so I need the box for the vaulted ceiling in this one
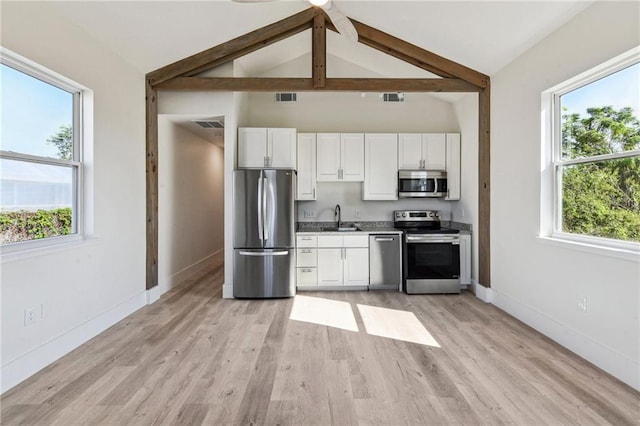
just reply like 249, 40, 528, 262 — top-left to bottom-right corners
48, 1, 592, 78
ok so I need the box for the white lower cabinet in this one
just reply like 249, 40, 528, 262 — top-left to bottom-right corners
344, 248, 369, 286
317, 248, 344, 285
297, 267, 318, 287
296, 233, 369, 289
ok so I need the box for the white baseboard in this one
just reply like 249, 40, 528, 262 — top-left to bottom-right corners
0, 291, 147, 394
222, 284, 233, 299
146, 285, 161, 305
488, 288, 639, 391
159, 249, 224, 296
472, 280, 493, 303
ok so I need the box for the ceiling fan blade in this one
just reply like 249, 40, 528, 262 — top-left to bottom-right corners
322, 1, 358, 43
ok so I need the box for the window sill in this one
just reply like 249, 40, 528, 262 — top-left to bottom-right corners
537, 235, 640, 262
0, 235, 99, 264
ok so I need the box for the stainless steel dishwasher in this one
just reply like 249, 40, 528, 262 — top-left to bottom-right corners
369, 234, 402, 291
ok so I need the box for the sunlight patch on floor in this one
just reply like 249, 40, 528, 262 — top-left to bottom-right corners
289, 295, 359, 332
356, 304, 441, 347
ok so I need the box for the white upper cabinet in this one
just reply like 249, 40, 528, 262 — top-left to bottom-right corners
398, 133, 446, 170
340, 133, 365, 181
423, 133, 447, 170
364, 133, 398, 200
237, 127, 296, 168
397, 133, 423, 169
268, 128, 297, 168
316, 133, 364, 182
445, 133, 461, 200
238, 127, 268, 168
296, 133, 316, 200
316, 133, 341, 180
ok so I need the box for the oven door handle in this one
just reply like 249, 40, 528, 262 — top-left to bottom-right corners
406, 236, 460, 244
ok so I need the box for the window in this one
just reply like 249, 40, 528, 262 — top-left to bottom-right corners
1, 50, 85, 249
542, 47, 640, 252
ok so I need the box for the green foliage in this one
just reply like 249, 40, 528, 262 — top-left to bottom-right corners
561, 106, 640, 242
0, 208, 72, 244
46, 124, 73, 160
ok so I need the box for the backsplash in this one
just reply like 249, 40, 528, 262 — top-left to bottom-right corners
297, 182, 455, 222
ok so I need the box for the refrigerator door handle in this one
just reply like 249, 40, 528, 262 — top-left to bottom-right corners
257, 171, 264, 243
263, 176, 269, 242
239, 250, 289, 256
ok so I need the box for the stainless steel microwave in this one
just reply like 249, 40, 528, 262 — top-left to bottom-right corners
398, 170, 448, 198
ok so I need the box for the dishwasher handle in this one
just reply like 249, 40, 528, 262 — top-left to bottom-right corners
374, 237, 396, 242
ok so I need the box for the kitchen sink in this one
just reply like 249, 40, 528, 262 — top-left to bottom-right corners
321, 224, 361, 232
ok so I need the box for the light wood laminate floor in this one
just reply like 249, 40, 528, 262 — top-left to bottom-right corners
2, 265, 638, 425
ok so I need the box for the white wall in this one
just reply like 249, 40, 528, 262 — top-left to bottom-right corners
1, 2, 145, 392
158, 118, 224, 293
491, 1, 640, 389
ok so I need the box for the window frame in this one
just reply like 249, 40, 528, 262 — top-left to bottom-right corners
0, 48, 86, 253
541, 47, 640, 255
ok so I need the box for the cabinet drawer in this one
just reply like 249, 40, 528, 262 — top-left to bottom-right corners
297, 248, 317, 267
296, 235, 317, 248
317, 235, 343, 247
297, 268, 317, 287
343, 235, 369, 248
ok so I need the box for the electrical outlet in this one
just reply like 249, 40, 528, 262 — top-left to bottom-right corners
354, 210, 361, 218
577, 296, 588, 312
304, 210, 315, 219
24, 308, 37, 326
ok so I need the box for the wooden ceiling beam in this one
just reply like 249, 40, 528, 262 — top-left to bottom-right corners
147, 8, 317, 87
325, 14, 489, 88
155, 77, 480, 92
312, 12, 327, 88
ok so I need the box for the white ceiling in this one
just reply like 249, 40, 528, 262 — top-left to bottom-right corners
49, 0, 593, 77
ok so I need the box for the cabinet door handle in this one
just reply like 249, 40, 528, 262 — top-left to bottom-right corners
301, 249, 312, 254
313, 188, 315, 198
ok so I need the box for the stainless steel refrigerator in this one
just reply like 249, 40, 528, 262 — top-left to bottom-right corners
233, 169, 296, 298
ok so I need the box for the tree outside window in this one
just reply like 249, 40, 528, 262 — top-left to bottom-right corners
555, 61, 640, 243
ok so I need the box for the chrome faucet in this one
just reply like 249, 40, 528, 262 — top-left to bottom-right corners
334, 204, 341, 228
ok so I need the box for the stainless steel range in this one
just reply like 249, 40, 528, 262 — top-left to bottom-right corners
394, 210, 461, 294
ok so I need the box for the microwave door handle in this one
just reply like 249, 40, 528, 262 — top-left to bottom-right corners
433, 178, 438, 195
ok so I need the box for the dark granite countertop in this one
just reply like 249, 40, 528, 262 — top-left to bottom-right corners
297, 221, 401, 234
297, 220, 471, 235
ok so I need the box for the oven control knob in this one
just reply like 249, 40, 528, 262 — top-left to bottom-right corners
402, 213, 407, 217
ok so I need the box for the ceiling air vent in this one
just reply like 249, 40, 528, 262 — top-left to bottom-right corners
194, 120, 224, 129
381, 92, 405, 102
275, 93, 297, 103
